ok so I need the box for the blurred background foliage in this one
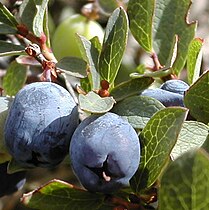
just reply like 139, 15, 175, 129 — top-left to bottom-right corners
0, 0, 209, 209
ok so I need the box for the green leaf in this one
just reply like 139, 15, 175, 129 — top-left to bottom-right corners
0, 41, 25, 57
171, 121, 209, 160
80, 77, 92, 93
184, 70, 209, 124
77, 35, 101, 90
130, 107, 188, 192
127, 0, 154, 52
98, 7, 128, 86
2, 61, 27, 96
97, 0, 119, 15
153, 0, 197, 75
187, 38, 203, 85
79, 91, 116, 114
90, 36, 102, 53
110, 77, 154, 101
159, 149, 209, 210
56, 57, 88, 78
112, 95, 165, 129
0, 97, 12, 163
0, 23, 17, 34
0, 3, 18, 27
165, 34, 178, 68
19, 0, 49, 37
22, 179, 113, 210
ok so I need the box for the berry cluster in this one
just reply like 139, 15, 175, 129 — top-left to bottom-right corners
2, 79, 188, 196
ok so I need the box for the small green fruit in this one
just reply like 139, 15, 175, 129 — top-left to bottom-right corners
52, 14, 104, 60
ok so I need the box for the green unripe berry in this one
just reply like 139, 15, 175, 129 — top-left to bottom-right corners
52, 14, 104, 60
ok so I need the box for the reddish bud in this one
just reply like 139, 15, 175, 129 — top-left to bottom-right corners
100, 80, 109, 90
98, 89, 110, 97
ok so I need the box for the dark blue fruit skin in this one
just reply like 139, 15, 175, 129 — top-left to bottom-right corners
141, 88, 184, 107
0, 162, 26, 197
70, 112, 140, 194
4, 82, 79, 168
160, 79, 189, 95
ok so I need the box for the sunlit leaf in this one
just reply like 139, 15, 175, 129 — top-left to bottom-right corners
98, 7, 128, 86
19, 0, 49, 37
171, 121, 209, 159
159, 149, 209, 210
187, 38, 203, 85
3, 61, 27, 96
110, 77, 154, 101
184, 70, 209, 124
22, 179, 113, 210
56, 57, 88, 78
77, 35, 100, 90
153, 0, 197, 75
128, 0, 154, 52
79, 91, 116, 114
112, 95, 165, 129
131, 107, 188, 192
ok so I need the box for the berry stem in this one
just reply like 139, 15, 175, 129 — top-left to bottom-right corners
25, 44, 57, 82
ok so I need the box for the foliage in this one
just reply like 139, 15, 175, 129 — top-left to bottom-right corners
0, 0, 209, 209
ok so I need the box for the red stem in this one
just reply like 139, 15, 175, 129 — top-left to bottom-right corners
17, 24, 57, 62
151, 52, 164, 71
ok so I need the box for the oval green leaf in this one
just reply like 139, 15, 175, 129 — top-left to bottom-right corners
98, 7, 128, 86
56, 57, 88, 78
110, 77, 154, 101
3, 61, 27, 96
130, 107, 188, 192
97, 0, 119, 15
171, 121, 209, 160
77, 34, 101, 90
112, 95, 165, 129
22, 179, 113, 210
184, 70, 209, 124
187, 38, 203, 85
19, 0, 49, 37
79, 91, 116, 114
153, 0, 197, 75
127, 0, 154, 52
